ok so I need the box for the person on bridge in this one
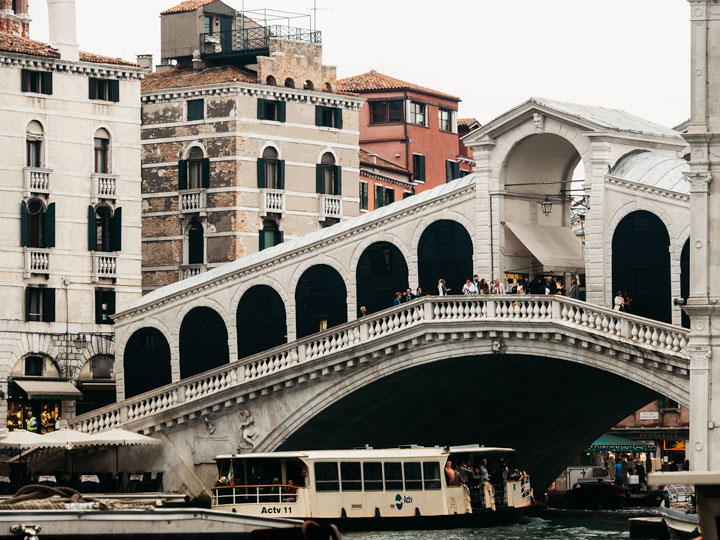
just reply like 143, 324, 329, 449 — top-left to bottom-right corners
614, 290, 626, 311
438, 279, 448, 296
358, 305, 367, 317
393, 292, 402, 306
403, 288, 415, 302
569, 277, 579, 299
416, 287, 425, 297
462, 278, 477, 295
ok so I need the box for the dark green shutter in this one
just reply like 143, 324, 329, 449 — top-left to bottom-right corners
42, 288, 55, 322
315, 106, 322, 126
453, 161, 461, 179
24, 288, 32, 322
43, 202, 55, 248
657, 397, 667, 409
178, 160, 187, 190
277, 160, 285, 189
333, 107, 343, 129
258, 230, 265, 251
88, 205, 97, 250
333, 165, 342, 195
278, 101, 286, 123
111, 207, 122, 252
95, 289, 102, 324
89, 78, 96, 99
41, 72, 52, 95
257, 98, 265, 120
419, 155, 426, 181
375, 185, 383, 208
387, 188, 395, 204
257, 158, 266, 188
201, 157, 210, 188
446, 160, 453, 183
21, 69, 29, 92
20, 201, 28, 247
108, 289, 116, 322
275, 230, 284, 245
316, 165, 323, 193
109, 80, 120, 102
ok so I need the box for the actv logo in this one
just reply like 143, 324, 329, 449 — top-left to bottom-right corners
394, 494, 413, 510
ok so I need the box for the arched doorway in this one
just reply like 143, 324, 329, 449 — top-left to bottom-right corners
179, 307, 229, 379
123, 328, 172, 398
236, 285, 287, 359
612, 211, 671, 323
680, 239, 690, 329
295, 265, 347, 338
356, 242, 408, 314
418, 221, 473, 295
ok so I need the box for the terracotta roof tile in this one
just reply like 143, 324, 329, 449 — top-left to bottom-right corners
337, 70, 459, 101
142, 65, 257, 91
458, 117, 479, 127
359, 148, 410, 175
79, 51, 139, 67
0, 32, 60, 58
161, 0, 215, 15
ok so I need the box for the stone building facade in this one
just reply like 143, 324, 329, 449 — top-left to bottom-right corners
141, 0, 362, 290
358, 148, 413, 212
0, 1, 143, 428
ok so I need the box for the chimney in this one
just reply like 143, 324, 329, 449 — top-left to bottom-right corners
47, 0, 79, 62
136, 54, 153, 71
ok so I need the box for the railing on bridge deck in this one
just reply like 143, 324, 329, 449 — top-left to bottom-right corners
71, 296, 689, 434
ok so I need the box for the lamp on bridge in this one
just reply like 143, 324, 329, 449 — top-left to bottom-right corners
541, 196, 553, 216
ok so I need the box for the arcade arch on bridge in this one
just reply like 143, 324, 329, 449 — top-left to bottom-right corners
179, 307, 229, 378
356, 241, 408, 314
417, 220, 473, 295
295, 265, 347, 338
123, 328, 172, 398
236, 285, 287, 359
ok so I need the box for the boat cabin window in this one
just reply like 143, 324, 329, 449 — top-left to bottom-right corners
363, 462, 383, 491
423, 462, 441, 490
340, 462, 361, 491
314, 462, 339, 492
404, 462, 423, 491
384, 462, 403, 490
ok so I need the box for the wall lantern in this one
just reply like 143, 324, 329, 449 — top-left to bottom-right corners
541, 196, 553, 216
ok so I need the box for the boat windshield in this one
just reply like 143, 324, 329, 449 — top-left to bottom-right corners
213, 456, 307, 505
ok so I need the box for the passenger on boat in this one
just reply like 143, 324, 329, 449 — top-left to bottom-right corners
479, 458, 489, 483
283, 479, 297, 502
215, 476, 231, 504
459, 461, 473, 484
445, 461, 455, 485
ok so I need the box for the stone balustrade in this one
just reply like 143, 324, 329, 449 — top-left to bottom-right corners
23, 167, 51, 196
260, 189, 285, 215
179, 189, 207, 213
71, 295, 690, 434
179, 264, 207, 280
92, 253, 118, 280
92, 173, 118, 202
320, 194, 341, 219
24, 248, 50, 276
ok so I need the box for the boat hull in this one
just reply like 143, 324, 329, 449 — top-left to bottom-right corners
658, 504, 700, 540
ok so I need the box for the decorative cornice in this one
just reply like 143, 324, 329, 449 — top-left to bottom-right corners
605, 175, 690, 202
0, 52, 145, 80
359, 168, 413, 187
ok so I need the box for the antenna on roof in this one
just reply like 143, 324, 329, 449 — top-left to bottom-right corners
307, 0, 332, 33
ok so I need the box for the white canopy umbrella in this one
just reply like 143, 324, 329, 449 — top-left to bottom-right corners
39, 429, 99, 449
90, 429, 162, 447
0, 430, 61, 450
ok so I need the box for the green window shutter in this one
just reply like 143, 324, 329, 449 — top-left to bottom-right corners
386, 188, 395, 204
445, 160, 453, 183
110, 207, 122, 252
258, 230, 265, 251
275, 230, 284, 245
42, 71, 52, 95
25, 288, 31, 322
657, 397, 667, 409
43, 202, 55, 248
109, 80, 120, 102
375, 185, 383, 208
89, 77, 96, 99
21, 69, 29, 92
178, 160, 187, 190
278, 101, 286, 123
108, 289, 116, 322
88, 205, 97, 251
277, 160, 285, 189
315, 106, 323, 126
419, 155, 426, 181
333, 107, 343, 129
257, 158, 266, 188
453, 161, 461, 179
333, 165, 342, 195
316, 165, 323, 193
95, 289, 102, 324
201, 157, 210, 188
257, 98, 265, 120
42, 288, 55, 322
20, 201, 28, 247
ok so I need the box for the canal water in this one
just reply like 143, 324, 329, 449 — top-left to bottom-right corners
345, 510, 652, 539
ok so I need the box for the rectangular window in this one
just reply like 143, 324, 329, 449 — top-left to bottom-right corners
359, 182, 368, 210
25, 287, 54, 322
24, 356, 44, 377
363, 462, 383, 491
21, 69, 52, 95
187, 99, 204, 121
384, 462, 403, 491
403, 462, 422, 491
370, 100, 404, 124
95, 288, 116, 325
340, 462, 362, 491
439, 108, 452, 132
446, 160, 461, 182
412, 154, 426, 182
26, 140, 41, 168
89, 78, 119, 102
408, 101, 426, 126
374, 184, 384, 209
314, 462, 339, 492
385, 187, 395, 205
315, 105, 343, 129
259, 228, 283, 251
403, 191, 413, 199
257, 99, 286, 122
423, 462, 441, 490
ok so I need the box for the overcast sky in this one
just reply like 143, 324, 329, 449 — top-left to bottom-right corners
28, 0, 690, 127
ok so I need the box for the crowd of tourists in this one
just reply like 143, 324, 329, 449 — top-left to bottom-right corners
453, 275, 580, 298
445, 457, 529, 508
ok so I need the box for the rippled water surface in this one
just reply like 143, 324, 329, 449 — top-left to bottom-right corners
344, 511, 643, 540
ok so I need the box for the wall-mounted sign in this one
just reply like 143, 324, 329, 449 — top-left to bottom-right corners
639, 412, 660, 420
663, 440, 686, 451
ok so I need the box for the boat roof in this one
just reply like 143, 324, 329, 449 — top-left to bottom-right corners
216, 445, 516, 460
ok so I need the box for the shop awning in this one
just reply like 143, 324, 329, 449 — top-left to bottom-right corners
505, 221, 585, 273
585, 433, 656, 453
13, 380, 82, 401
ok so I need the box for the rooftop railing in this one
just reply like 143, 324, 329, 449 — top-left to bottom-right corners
200, 25, 321, 56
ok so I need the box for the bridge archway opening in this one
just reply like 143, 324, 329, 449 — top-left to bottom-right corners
295, 265, 347, 338
356, 242, 408, 314
123, 328, 172, 398
612, 211, 671, 323
418, 220, 472, 295
681, 239, 690, 329
179, 307, 229, 378
236, 285, 287, 358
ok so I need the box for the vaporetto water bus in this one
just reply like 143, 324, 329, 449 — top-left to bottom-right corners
211, 445, 537, 530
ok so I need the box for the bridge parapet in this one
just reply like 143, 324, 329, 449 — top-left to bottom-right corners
71, 296, 689, 435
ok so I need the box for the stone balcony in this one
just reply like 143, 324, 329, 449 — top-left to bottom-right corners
92, 253, 118, 281
23, 167, 51, 197
179, 264, 207, 280
24, 247, 50, 277
260, 188, 285, 216
179, 189, 207, 214
319, 194, 341, 219
92, 173, 118, 202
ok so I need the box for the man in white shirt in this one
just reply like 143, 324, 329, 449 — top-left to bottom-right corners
462, 278, 478, 295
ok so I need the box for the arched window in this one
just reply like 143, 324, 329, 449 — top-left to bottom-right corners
78, 355, 114, 380
304, 80, 314, 90
316, 152, 340, 195
284, 78, 295, 89
266, 75, 277, 86
323, 82, 332, 92
95, 204, 113, 252
94, 128, 110, 173
26, 198, 45, 248
259, 217, 283, 251
262, 147, 279, 188
88, 204, 121, 252
187, 219, 204, 264
26, 121, 43, 168
187, 147, 203, 189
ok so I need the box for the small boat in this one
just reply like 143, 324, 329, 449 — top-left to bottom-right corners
658, 485, 700, 540
210, 445, 537, 531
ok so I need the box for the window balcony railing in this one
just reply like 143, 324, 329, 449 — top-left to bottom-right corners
92, 253, 118, 281
319, 194, 341, 219
179, 264, 207, 281
24, 247, 50, 277
260, 188, 285, 216
92, 173, 118, 202
23, 167, 51, 197
179, 189, 207, 214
